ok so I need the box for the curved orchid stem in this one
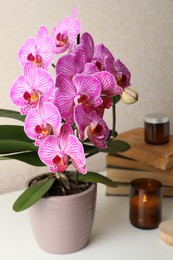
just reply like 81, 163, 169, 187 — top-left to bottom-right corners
107, 96, 116, 145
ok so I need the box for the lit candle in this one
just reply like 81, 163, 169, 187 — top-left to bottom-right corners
129, 178, 162, 229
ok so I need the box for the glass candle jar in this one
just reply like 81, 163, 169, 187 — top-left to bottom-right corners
129, 178, 162, 229
144, 113, 169, 145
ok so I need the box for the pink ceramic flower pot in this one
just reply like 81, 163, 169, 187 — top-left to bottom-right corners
28, 182, 97, 254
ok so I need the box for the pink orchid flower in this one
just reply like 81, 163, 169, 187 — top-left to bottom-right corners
54, 74, 102, 124
74, 104, 109, 149
24, 101, 61, 145
55, 46, 87, 78
52, 6, 81, 54
105, 58, 131, 88
10, 62, 55, 114
18, 26, 55, 69
38, 123, 86, 174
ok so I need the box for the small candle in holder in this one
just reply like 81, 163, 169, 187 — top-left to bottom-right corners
129, 178, 162, 229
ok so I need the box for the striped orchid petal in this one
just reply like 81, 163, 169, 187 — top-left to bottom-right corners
64, 134, 86, 174
35, 67, 55, 97
73, 74, 101, 103
74, 104, 91, 140
55, 75, 76, 123
94, 71, 122, 96
56, 47, 87, 78
80, 32, 94, 62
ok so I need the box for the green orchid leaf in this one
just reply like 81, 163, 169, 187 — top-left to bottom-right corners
0, 109, 25, 122
0, 140, 38, 154
0, 125, 32, 142
102, 139, 130, 153
13, 177, 56, 212
83, 144, 99, 154
68, 171, 119, 187
0, 151, 45, 166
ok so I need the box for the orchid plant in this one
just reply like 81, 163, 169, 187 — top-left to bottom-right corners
0, 7, 138, 211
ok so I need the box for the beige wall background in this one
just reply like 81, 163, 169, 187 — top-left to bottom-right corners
0, 0, 173, 193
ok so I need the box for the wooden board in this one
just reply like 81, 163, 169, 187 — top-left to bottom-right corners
116, 128, 173, 170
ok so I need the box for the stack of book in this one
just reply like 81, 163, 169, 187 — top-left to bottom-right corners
106, 128, 173, 197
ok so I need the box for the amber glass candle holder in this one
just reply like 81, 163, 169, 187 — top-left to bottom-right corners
129, 178, 162, 229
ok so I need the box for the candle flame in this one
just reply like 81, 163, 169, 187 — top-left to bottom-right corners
143, 194, 147, 203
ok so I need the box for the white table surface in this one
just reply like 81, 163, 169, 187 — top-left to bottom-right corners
0, 182, 173, 259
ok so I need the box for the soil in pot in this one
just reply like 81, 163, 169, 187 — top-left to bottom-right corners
29, 172, 91, 196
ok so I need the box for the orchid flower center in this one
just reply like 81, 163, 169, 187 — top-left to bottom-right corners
77, 94, 89, 106
52, 155, 62, 165
90, 123, 103, 136
35, 123, 52, 137
52, 153, 68, 166
23, 90, 39, 105
56, 33, 68, 47
27, 53, 44, 68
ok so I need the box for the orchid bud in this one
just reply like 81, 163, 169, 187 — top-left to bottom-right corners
121, 87, 138, 104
